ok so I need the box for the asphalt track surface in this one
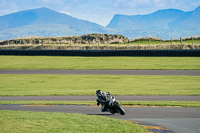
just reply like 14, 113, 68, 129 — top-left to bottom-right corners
1, 69, 200, 75
0, 104, 200, 133
1, 104, 199, 119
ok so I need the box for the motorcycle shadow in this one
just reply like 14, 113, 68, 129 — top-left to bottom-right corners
87, 114, 117, 116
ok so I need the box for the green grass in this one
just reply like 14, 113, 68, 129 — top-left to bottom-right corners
0, 110, 146, 133
0, 56, 200, 70
0, 75, 200, 96
129, 38, 200, 46
0, 101, 200, 107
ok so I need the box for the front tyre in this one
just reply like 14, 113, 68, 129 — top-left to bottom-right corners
114, 104, 126, 115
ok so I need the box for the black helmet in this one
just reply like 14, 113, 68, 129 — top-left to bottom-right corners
96, 90, 102, 95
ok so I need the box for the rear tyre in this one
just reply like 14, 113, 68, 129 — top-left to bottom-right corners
111, 111, 116, 114
114, 104, 126, 115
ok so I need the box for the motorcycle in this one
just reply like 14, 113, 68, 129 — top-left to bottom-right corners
99, 96, 126, 115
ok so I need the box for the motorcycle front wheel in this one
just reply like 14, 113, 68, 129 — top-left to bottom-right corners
114, 104, 126, 115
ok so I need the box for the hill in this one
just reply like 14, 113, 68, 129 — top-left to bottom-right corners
107, 6, 200, 39
107, 9, 186, 30
0, 34, 129, 45
0, 7, 105, 40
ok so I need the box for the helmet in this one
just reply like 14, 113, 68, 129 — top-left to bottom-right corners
96, 90, 102, 95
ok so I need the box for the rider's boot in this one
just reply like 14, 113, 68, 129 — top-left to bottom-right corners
101, 105, 107, 112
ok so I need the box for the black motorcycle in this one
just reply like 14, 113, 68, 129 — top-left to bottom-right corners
99, 96, 126, 115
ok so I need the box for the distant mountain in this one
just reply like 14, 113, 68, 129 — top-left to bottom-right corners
0, 7, 200, 41
0, 7, 106, 40
169, 6, 200, 29
107, 6, 200, 39
107, 9, 186, 30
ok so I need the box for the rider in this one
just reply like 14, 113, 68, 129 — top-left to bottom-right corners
96, 90, 110, 112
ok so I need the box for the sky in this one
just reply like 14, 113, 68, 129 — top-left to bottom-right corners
0, 0, 200, 26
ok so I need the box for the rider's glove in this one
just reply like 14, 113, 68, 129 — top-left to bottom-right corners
97, 102, 100, 106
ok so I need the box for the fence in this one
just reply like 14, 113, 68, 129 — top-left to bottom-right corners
129, 37, 200, 46
0, 49, 200, 57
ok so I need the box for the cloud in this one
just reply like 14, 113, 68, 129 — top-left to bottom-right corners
0, 0, 19, 16
128, 0, 151, 7
114, 0, 151, 7
59, 11, 71, 15
42, 0, 53, 2
153, 0, 167, 8
113, 0, 200, 9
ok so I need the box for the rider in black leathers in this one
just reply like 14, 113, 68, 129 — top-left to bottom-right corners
96, 90, 110, 112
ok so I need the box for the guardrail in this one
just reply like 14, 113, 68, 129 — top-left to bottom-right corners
0, 49, 200, 57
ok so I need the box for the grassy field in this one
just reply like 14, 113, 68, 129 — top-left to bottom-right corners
0, 54, 198, 132
0, 101, 200, 107
0, 75, 199, 96
0, 110, 146, 133
129, 38, 200, 46
0, 56, 200, 70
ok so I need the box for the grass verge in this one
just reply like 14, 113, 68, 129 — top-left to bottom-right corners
0, 56, 200, 70
0, 110, 146, 133
0, 75, 200, 96
0, 101, 200, 107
